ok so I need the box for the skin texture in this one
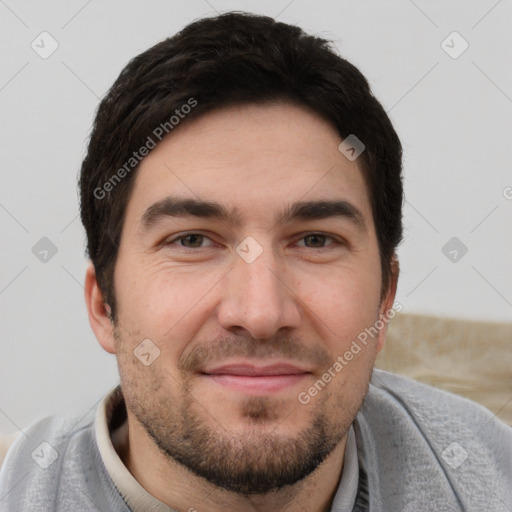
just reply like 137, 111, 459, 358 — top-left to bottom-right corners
85, 101, 398, 512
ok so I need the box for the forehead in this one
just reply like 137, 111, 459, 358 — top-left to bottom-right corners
124, 102, 373, 231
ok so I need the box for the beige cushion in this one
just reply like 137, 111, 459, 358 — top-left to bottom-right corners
0, 432, 20, 470
376, 313, 512, 426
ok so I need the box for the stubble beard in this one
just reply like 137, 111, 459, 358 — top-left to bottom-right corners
115, 329, 369, 496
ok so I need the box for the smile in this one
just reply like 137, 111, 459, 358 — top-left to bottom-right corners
200, 362, 311, 394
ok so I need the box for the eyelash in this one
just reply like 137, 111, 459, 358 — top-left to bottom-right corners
165, 232, 342, 250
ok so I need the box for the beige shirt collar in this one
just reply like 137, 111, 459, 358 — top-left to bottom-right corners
95, 386, 174, 512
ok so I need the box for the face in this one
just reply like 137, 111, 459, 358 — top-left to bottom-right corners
101, 102, 397, 494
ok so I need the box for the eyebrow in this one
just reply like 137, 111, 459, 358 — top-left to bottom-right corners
138, 196, 366, 232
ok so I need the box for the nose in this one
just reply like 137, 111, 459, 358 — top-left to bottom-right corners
217, 244, 301, 339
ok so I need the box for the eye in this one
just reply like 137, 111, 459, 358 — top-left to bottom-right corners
296, 233, 336, 248
167, 233, 215, 248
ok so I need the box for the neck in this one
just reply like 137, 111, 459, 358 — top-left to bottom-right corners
121, 416, 348, 512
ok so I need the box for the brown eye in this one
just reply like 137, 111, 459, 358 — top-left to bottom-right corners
167, 233, 214, 248
179, 234, 205, 247
301, 234, 331, 248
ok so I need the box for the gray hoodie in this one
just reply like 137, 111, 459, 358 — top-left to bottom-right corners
0, 369, 511, 511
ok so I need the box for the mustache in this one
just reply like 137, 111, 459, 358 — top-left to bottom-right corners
178, 334, 332, 374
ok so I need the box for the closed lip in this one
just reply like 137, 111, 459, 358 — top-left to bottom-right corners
201, 361, 311, 377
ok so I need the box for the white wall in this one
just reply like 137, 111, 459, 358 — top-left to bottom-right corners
1, 0, 511, 435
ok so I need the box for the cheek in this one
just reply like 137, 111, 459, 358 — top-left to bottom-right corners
114, 259, 224, 351
298, 265, 381, 339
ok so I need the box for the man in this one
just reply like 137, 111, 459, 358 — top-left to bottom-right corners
0, 11, 510, 512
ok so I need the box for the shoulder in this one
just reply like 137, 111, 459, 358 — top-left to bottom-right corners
356, 369, 512, 510
367, 369, 512, 437
0, 411, 103, 511
0, 412, 93, 474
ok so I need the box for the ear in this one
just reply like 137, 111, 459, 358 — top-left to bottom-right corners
84, 262, 116, 354
375, 256, 400, 353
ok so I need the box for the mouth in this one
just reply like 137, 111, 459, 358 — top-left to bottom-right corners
200, 361, 312, 394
